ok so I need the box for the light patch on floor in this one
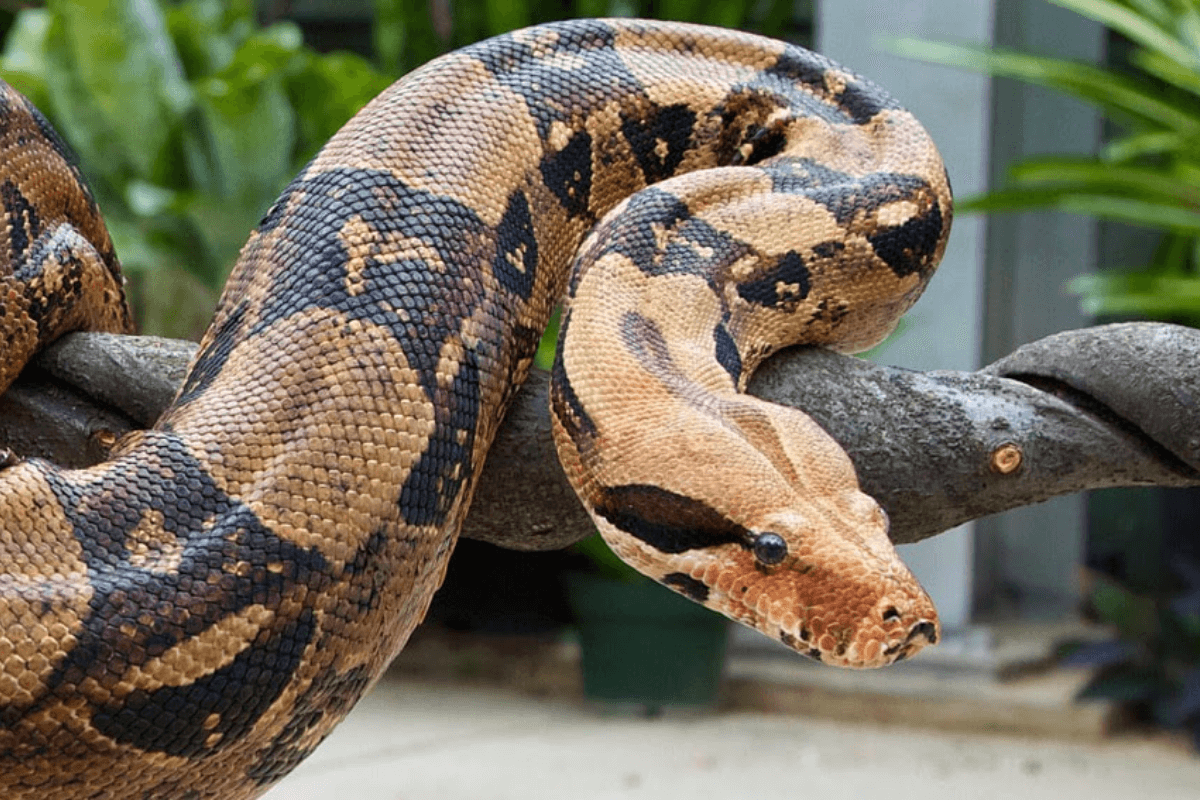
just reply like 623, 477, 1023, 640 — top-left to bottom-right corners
263, 676, 1200, 800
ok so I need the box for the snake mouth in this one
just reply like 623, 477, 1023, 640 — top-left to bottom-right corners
777, 614, 939, 668
910, 620, 939, 644
884, 619, 939, 663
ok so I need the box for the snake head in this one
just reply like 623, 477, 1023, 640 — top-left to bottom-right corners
585, 399, 940, 669
594, 488, 939, 668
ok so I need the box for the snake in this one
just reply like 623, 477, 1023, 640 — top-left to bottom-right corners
0, 18, 951, 798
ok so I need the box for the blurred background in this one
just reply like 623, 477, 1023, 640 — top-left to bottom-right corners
3, 0, 1200, 793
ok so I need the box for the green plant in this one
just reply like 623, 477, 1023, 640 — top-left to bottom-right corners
891, 0, 1200, 323
893, 0, 1200, 747
371, 0, 804, 76
1062, 568, 1200, 749
1, 0, 392, 336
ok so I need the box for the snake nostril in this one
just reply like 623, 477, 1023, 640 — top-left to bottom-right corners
910, 620, 937, 644
881, 605, 901, 623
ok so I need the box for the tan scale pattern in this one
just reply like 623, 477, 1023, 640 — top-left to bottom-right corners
0, 81, 132, 391
0, 19, 950, 797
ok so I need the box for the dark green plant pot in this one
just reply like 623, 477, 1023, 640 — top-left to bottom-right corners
565, 573, 729, 712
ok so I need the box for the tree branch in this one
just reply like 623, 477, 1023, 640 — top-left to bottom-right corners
3, 323, 1196, 549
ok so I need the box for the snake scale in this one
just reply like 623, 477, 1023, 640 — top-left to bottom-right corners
0, 18, 951, 798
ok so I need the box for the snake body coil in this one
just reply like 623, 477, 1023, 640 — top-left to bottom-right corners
0, 19, 950, 798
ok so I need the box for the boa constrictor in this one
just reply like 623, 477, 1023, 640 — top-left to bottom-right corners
0, 18, 951, 798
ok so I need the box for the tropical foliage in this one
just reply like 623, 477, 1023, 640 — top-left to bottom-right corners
891, 0, 1200, 324
0, 0, 392, 335
373, 0, 804, 75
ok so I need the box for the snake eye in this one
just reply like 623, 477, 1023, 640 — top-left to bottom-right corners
752, 532, 788, 566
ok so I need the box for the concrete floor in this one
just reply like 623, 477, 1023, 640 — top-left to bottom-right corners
262, 676, 1200, 800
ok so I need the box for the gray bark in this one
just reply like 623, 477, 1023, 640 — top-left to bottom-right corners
2, 322, 1196, 549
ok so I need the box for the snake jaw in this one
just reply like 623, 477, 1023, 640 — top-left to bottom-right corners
764, 556, 939, 669
757, 566, 940, 669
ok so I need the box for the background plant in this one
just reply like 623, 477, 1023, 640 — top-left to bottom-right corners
892, 0, 1200, 323
371, 0, 804, 75
893, 0, 1200, 748
1, 0, 392, 336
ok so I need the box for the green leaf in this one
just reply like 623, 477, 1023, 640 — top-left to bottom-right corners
451, 0, 489, 48
1060, 195, 1200, 231
1006, 157, 1200, 206
658, 0, 702, 21
1153, 231, 1198, 275
167, 0, 253, 79
49, 0, 193, 181
534, 309, 560, 371
37, 15, 129, 189
1182, 3, 1200, 54
1102, 129, 1187, 161
1068, 271, 1200, 320
1050, 0, 1199, 70
131, 262, 220, 340
124, 180, 178, 217
1132, 48, 1200, 96
574, 0, 612, 16
660, 0, 751, 25
103, 210, 177, 275
373, 0, 444, 75
286, 51, 392, 167
485, 0, 530, 36
887, 38, 1200, 132
0, 8, 53, 107
697, 0, 752, 28
179, 191, 268, 286
372, 0, 403, 74
185, 25, 302, 205
1090, 574, 1159, 638
1180, 159, 1200, 185
962, 189, 1200, 232
0, 0, 398, 317
190, 71, 293, 203
754, 0, 798, 39
1122, 0, 1174, 30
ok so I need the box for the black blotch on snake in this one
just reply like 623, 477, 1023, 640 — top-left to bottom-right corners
592, 484, 750, 554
